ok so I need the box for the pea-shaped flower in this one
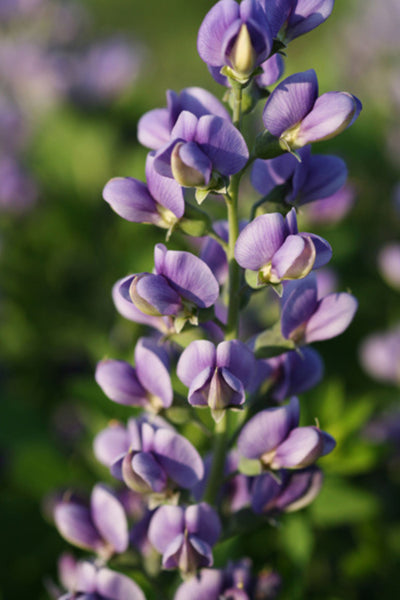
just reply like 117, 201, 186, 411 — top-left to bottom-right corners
153, 110, 249, 189
119, 243, 219, 332
59, 561, 145, 600
93, 417, 204, 496
197, 0, 272, 84
95, 337, 173, 412
262, 69, 361, 153
258, 0, 334, 43
234, 208, 332, 285
102, 154, 184, 231
54, 484, 129, 560
148, 503, 221, 574
280, 273, 358, 344
177, 339, 256, 421
251, 145, 348, 207
237, 396, 335, 470
138, 86, 229, 150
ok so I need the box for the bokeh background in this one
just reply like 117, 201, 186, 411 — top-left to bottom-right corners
1, 0, 400, 598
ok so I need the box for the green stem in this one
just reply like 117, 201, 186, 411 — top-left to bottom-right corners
203, 413, 228, 504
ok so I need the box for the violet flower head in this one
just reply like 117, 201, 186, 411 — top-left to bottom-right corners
58, 561, 145, 600
251, 465, 323, 514
153, 110, 249, 189
103, 153, 184, 230
259, 0, 335, 43
359, 326, 400, 385
251, 145, 348, 207
138, 87, 229, 151
119, 243, 219, 332
197, 0, 273, 84
237, 396, 335, 470
280, 273, 358, 344
54, 484, 129, 560
148, 503, 221, 574
177, 339, 256, 421
378, 243, 400, 290
265, 346, 324, 401
262, 69, 361, 152
235, 208, 332, 285
93, 416, 204, 496
95, 337, 173, 412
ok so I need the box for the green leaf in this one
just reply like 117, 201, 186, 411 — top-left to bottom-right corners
254, 321, 295, 358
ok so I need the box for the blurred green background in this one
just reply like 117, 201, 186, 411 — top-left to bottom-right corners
1, 0, 399, 598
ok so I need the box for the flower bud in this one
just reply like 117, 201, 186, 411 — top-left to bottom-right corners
229, 24, 256, 80
171, 142, 206, 187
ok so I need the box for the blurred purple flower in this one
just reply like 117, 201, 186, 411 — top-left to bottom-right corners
303, 183, 356, 224
235, 208, 332, 284
378, 243, 400, 290
251, 145, 348, 207
93, 416, 204, 495
54, 484, 129, 560
265, 346, 324, 401
280, 273, 358, 344
263, 69, 361, 152
138, 87, 229, 150
0, 156, 37, 213
148, 503, 221, 574
359, 325, 400, 385
95, 337, 173, 411
238, 396, 335, 469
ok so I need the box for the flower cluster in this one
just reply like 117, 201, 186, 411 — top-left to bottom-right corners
51, 1, 361, 598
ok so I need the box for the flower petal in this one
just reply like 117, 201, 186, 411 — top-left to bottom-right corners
148, 505, 184, 553
177, 340, 216, 386
216, 340, 255, 389
185, 503, 222, 546
135, 337, 173, 409
272, 426, 324, 468
96, 567, 146, 600
93, 424, 130, 467
235, 213, 287, 270
103, 177, 160, 224
137, 108, 171, 150
197, 0, 239, 66
304, 292, 358, 343
154, 429, 204, 489
95, 359, 146, 406
91, 484, 129, 553
196, 115, 249, 175
145, 153, 185, 218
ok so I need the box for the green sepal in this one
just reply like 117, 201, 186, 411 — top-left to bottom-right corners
178, 202, 212, 236
245, 269, 266, 290
254, 321, 296, 358
254, 130, 286, 160
270, 38, 287, 57
195, 187, 211, 205
269, 282, 284, 297
238, 456, 262, 476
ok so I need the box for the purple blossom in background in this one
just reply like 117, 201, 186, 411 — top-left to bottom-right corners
93, 416, 204, 495
359, 326, 400, 385
0, 156, 38, 213
378, 243, 400, 290
148, 503, 221, 573
138, 87, 229, 150
315, 266, 338, 297
251, 145, 348, 207
265, 346, 324, 401
197, 0, 272, 84
177, 339, 256, 420
238, 396, 335, 469
54, 484, 129, 560
175, 559, 281, 599
153, 110, 249, 188
58, 561, 145, 600
251, 465, 323, 514
124, 243, 219, 329
235, 208, 332, 285
262, 69, 361, 152
95, 337, 173, 411
303, 183, 356, 224
280, 273, 358, 344
103, 153, 185, 230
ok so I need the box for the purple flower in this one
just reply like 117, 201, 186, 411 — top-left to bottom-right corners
54, 484, 129, 560
122, 244, 219, 331
265, 346, 324, 401
251, 466, 323, 514
280, 273, 358, 344
153, 110, 249, 189
0, 156, 37, 213
95, 337, 173, 411
93, 416, 204, 496
58, 561, 145, 600
237, 396, 335, 469
235, 208, 332, 285
251, 145, 348, 207
175, 560, 281, 599
103, 153, 184, 230
378, 243, 400, 290
197, 0, 273, 84
304, 183, 356, 224
359, 326, 400, 385
138, 87, 229, 150
148, 503, 221, 573
177, 339, 256, 421
259, 0, 335, 42
262, 69, 361, 152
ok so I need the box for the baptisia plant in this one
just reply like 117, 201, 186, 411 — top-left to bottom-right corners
51, 1, 362, 598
